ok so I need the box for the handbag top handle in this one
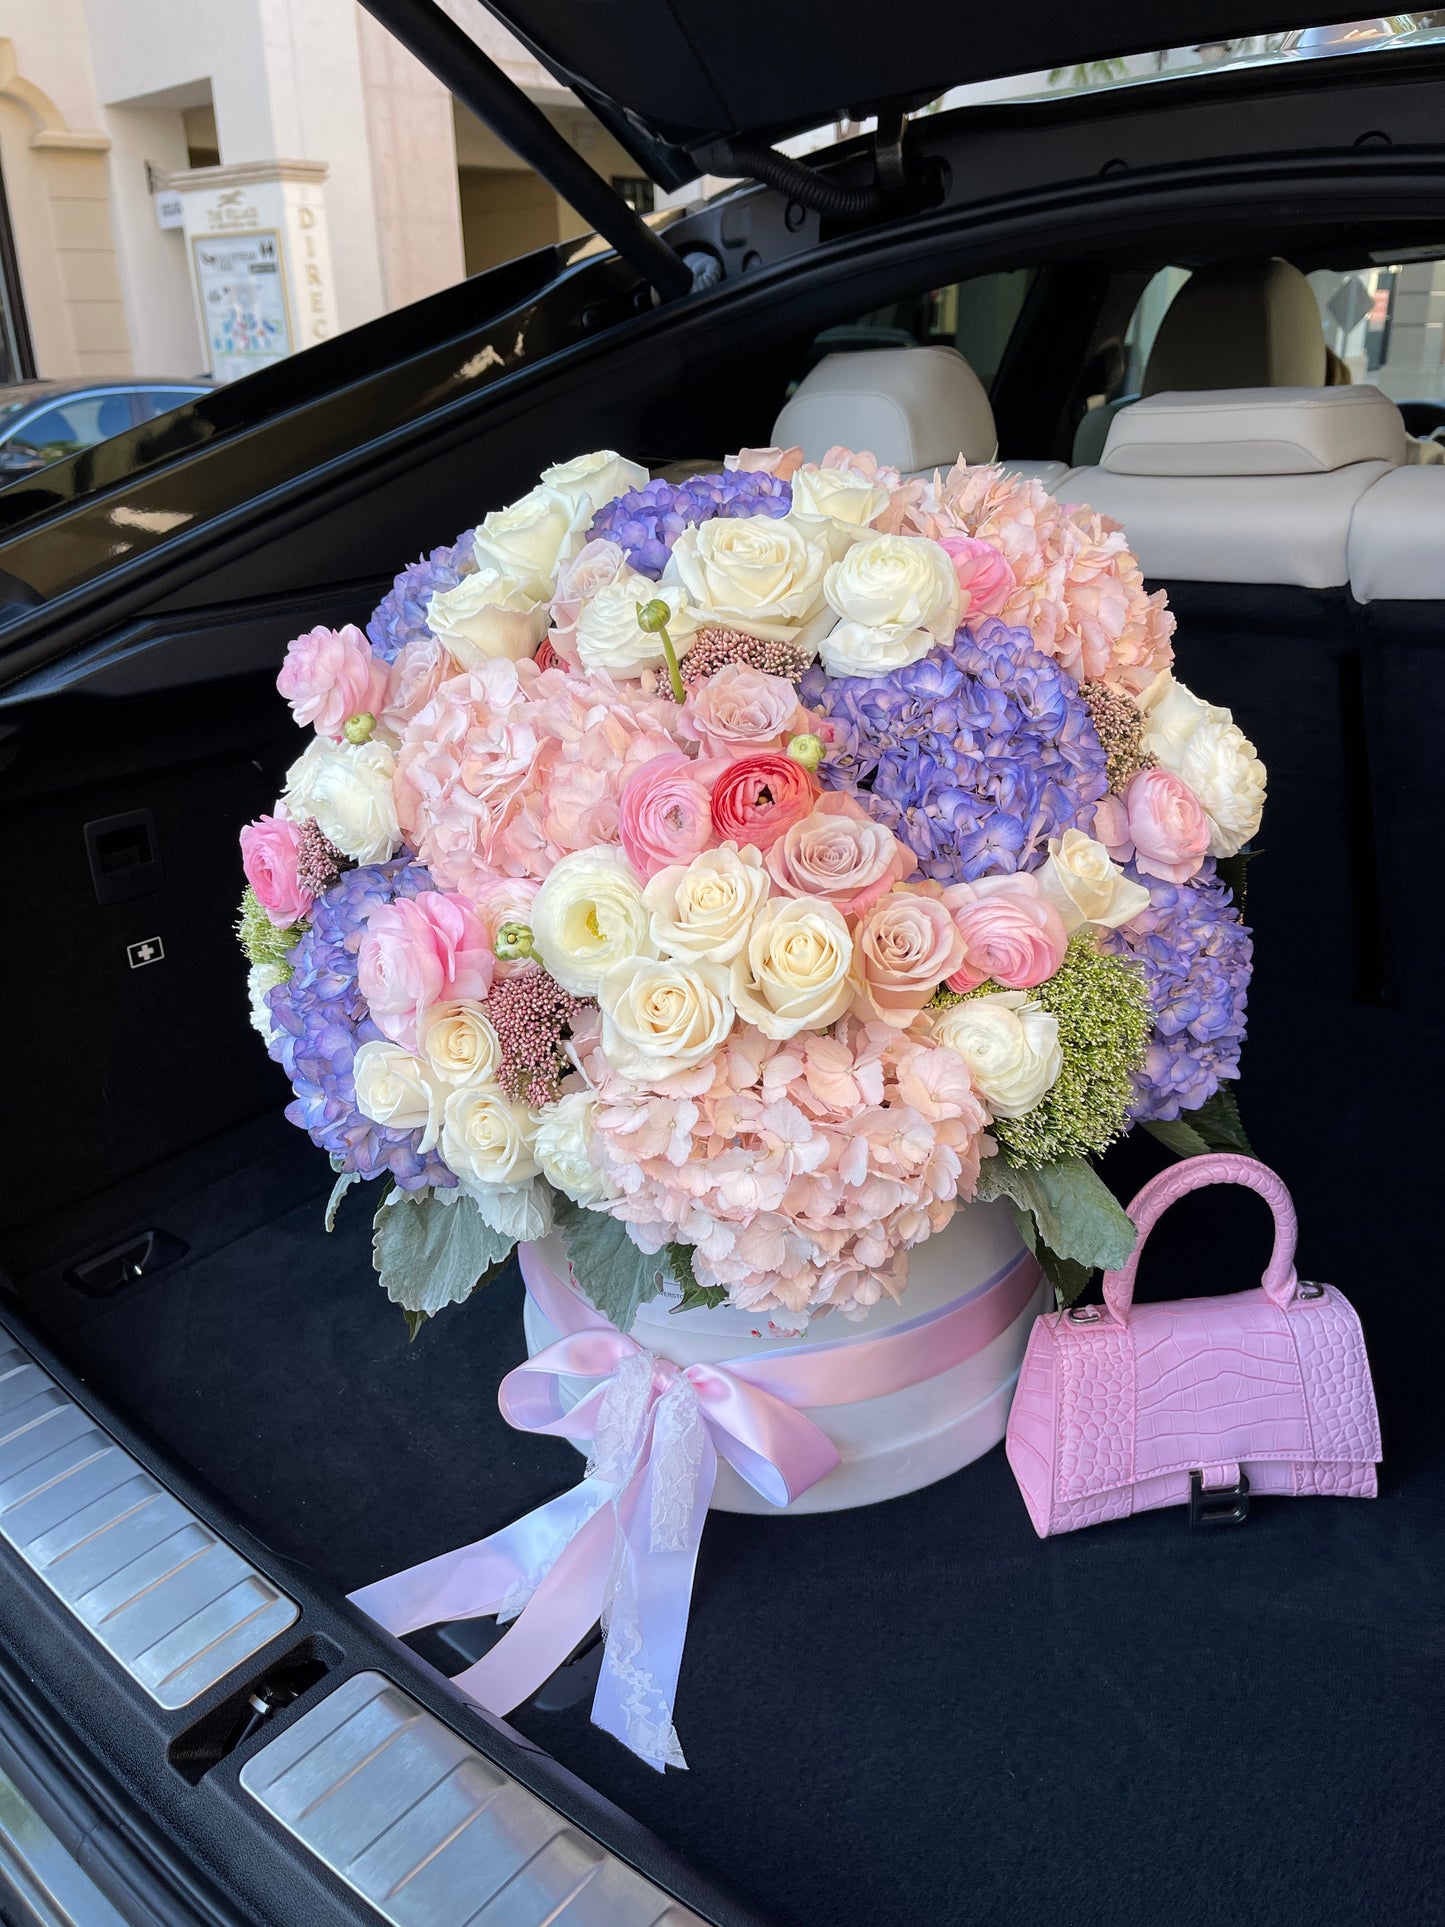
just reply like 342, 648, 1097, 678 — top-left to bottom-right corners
1101, 1153, 1299, 1327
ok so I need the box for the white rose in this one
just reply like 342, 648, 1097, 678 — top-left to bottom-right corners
427, 565, 548, 667
1139, 672, 1267, 859
471, 483, 589, 599
818, 533, 962, 678
533, 1089, 615, 1206
662, 514, 831, 647
1037, 829, 1152, 934
730, 896, 854, 1038
931, 993, 1061, 1119
283, 736, 400, 864
419, 1000, 502, 1087
440, 1084, 540, 1187
353, 1039, 444, 1151
572, 567, 697, 678
247, 963, 284, 1045
599, 956, 733, 1082
531, 846, 655, 997
539, 449, 649, 520
643, 842, 770, 963
788, 464, 891, 548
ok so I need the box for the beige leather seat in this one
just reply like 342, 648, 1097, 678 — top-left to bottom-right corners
771, 345, 1068, 486
1348, 463, 1445, 602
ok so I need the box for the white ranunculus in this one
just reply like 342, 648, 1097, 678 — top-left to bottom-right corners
1037, 829, 1152, 934
1139, 671, 1267, 859
440, 1084, 540, 1187
730, 896, 854, 1039
247, 963, 284, 1044
533, 1089, 615, 1206
283, 735, 400, 865
427, 565, 548, 667
539, 449, 649, 520
930, 993, 1061, 1120
662, 513, 831, 647
599, 956, 733, 1082
353, 1039, 445, 1151
818, 533, 962, 678
531, 846, 655, 997
419, 1000, 502, 1088
643, 842, 770, 964
789, 463, 891, 535
572, 567, 697, 678
471, 483, 590, 600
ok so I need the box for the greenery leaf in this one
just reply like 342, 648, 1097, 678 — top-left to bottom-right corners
1216, 846, 1258, 913
324, 1170, 361, 1233
371, 1187, 516, 1318
1143, 1117, 1212, 1159
976, 1153, 1137, 1272
664, 1242, 730, 1315
553, 1197, 673, 1334
402, 1308, 428, 1343
1190, 1085, 1253, 1155
1007, 1204, 1097, 1306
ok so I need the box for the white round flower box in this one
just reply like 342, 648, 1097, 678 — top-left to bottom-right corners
520, 1199, 1049, 1514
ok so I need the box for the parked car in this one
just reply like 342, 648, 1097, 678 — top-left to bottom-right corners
0, 6, 1439, 1926
0, 379, 211, 481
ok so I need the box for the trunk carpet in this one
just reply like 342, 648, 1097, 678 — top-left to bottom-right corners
8, 992, 1439, 1927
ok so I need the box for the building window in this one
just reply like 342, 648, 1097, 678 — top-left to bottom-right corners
611, 176, 656, 216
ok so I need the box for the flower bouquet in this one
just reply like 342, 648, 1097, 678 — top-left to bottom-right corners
238, 444, 1264, 1765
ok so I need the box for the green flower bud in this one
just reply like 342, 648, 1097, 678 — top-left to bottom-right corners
786, 732, 824, 772
495, 920, 536, 961
635, 598, 673, 635
343, 711, 376, 744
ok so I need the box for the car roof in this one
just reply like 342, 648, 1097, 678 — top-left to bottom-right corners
0, 379, 210, 408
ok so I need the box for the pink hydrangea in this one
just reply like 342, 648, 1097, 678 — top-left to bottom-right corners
574, 1010, 989, 1320
377, 635, 450, 740
277, 623, 388, 739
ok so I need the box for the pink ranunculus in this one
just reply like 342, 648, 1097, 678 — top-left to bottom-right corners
766, 793, 917, 914
240, 814, 313, 928
709, 752, 818, 851
469, 871, 541, 976
936, 534, 1015, 618
357, 890, 494, 1049
617, 751, 718, 878
725, 445, 805, 481
852, 887, 967, 1027
276, 623, 388, 740
683, 663, 807, 758
1097, 766, 1210, 885
546, 538, 628, 670
942, 873, 1069, 992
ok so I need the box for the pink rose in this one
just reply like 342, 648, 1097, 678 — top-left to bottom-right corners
276, 624, 387, 740
942, 873, 1069, 992
683, 663, 807, 758
1096, 767, 1210, 885
240, 814, 313, 928
726, 445, 805, 481
618, 751, 717, 878
377, 635, 448, 739
546, 538, 627, 670
852, 888, 966, 1027
937, 535, 1014, 618
766, 793, 917, 914
357, 890, 494, 1049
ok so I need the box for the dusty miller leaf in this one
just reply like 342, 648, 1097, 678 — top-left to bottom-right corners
553, 1197, 670, 1334
976, 1154, 1137, 1272
371, 1187, 516, 1318
324, 1170, 361, 1233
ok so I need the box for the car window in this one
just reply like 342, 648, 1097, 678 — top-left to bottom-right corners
1307, 261, 1445, 401
4, 392, 136, 460
132, 387, 210, 424
807, 268, 1039, 388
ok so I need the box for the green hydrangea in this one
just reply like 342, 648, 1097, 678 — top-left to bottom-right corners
991, 931, 1150, 1167
236, 885, 305, 976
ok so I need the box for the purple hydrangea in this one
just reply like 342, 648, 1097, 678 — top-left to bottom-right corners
585, 470, 792, 577
801, 619, 1109, 883
267, 858, 457, 1189
1100, 860, 1253, 1121
365, 528, 476, 663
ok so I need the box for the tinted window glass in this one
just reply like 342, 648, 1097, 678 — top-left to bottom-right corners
822, 269, 1038, 388
133, 387, 210, 423
5, 392, 136, 459
1308, 261, 1445, 402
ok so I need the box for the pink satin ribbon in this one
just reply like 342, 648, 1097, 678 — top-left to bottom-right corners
350, 1243, 1040, 1771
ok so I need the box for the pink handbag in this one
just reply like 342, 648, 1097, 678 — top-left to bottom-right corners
1005, 1153, 1381, 1536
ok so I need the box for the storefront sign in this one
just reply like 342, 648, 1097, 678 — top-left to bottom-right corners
192, 230, 292, 383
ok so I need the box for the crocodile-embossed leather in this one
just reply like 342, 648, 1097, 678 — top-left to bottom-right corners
1005, 1155, 1381, 1537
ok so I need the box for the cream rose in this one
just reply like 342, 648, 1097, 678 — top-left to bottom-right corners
440, 1085, 540, 1187
790, 462, 892, 533
1139, 672, 1266, 858
643, 842, 770, 964
353, 1039, 444, 1151
572, 568, 697, 678
1037, 829, 1152, 934
283, 736, 400, 865
599, 955, 734, 1082
730, 896, 854, 1038
662, 514, 831, 647
471, 483, 589, 600
427, 566, 548, 667
818, 533, 962, 678
531, 846, 655, 996
533, 1089, 615, 1206
419, 1000, 502, 1088
539, 449, 649, 519
931, 993, 1061, 1119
